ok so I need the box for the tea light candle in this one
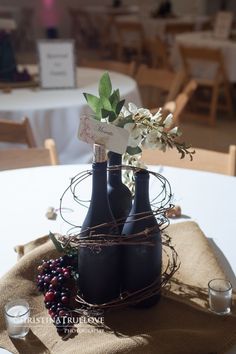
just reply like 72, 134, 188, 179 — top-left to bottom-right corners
4, 299, 30, 338
208, 279, 232, 315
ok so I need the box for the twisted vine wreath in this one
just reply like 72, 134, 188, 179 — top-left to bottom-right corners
49, 165, 180, 315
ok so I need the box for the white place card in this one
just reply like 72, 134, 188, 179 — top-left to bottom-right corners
213, 11, 234, 40
37, 40, 76, 89
78, 116, 130, 154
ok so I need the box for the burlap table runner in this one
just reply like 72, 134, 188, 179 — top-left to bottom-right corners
1, 221, 236, 354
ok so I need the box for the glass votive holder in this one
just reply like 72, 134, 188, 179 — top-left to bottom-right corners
208, 278, 232, 315
4, 299, 30, 339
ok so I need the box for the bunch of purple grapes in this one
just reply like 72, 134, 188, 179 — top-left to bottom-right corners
36, 254, 77, 335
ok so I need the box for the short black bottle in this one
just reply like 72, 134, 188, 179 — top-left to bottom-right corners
122, 169, 162, 307
78, 145, 120, 304
107, 151, 132, 234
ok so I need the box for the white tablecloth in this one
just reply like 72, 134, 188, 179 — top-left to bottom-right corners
142, 15, 209, 40
115, 15, 209, 40
172, 31, 236, 82
1, 164, 236, 287
0, 68, 141, 164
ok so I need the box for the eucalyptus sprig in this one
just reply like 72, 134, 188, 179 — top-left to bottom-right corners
83, 72, 195, 164
83, 72, 125, 122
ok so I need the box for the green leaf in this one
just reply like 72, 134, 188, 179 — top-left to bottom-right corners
83, 93, 102, 118
49, 232, 64, 252
126, 146, 142, 155
101, 109, 117, 121
116, 99, 125, 116
101, 96, 112, 111
99, 72, 112, 98
101, 108, 110, 118
116, 115, 133, 128
110, 89, 120, 109
107, 111, 117, 122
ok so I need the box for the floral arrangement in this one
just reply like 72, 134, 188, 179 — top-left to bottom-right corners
84, 72, 194, 188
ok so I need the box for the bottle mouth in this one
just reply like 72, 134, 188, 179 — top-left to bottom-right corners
93, 144, 107, 163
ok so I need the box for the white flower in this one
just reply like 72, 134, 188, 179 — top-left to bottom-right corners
151, 108, 162, 122
127, 103, 152, 119
120, 106, 131, 117
143, 131, 166, 150
163, 113, 173, 128
124, 122, 142, 148
137, 108, 152, 118
128, 102, 138, 115
169, 126, 179, 135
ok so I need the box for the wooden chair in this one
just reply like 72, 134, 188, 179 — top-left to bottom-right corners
145, 36, 172, 70
79, 59, 136, 77
14, 7, 34, 51
68, 8, 96, 49
114, 20, 146, 64
0, 117, 36, 147
135, 64, 186, 109
179, 45, 234, 126
142, 145, 236, 176
0, 139, 59, 171
165, 22, 195, 48
161, 79, 197, 125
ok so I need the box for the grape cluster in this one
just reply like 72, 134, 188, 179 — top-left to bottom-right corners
36, 254, 77, 336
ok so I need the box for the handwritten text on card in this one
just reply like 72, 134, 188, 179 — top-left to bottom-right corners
78, 116, 129, 154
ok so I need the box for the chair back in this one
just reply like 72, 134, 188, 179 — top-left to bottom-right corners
0, 117, 36, 147
164, 79, 197, 124
165, 22, 195, 49
178, 44, 233, 125
135, 64, 184, 108
68, 8, 95, 48
142, 145, 236, 176
114, 20, 145, 62
80, 59, 136, 77
145, 36, 172, 70
0, 139, 59, 171
179, 45, 227, 81
165, 22, 195, 36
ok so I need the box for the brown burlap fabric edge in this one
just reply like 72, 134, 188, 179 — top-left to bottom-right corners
1, 221, 236, 354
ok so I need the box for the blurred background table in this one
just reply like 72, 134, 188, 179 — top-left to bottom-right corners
0, 67, 141, 164
172, 30, 236, 82
113, 14, 209, 39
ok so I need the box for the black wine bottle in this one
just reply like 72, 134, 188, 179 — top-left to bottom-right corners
122, 169, 162, 307
78, 144, 120, 304
107, 151, 132, 234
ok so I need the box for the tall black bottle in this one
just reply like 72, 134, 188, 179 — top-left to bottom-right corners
78, 144, 120, 304
122, 169, 162, 307
107, 152, 132, 234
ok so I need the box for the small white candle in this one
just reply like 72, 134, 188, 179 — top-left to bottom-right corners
208, 279, 232, 315
4, 300, 30, 338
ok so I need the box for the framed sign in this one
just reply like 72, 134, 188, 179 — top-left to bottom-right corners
37, 40, 76, 89
213, 11, 234, 40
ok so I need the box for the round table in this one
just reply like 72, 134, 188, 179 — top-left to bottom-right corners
0, 164, 236, 354
0, 67, 141, 164
0, 164, 236, 284
172, 31, 236, 82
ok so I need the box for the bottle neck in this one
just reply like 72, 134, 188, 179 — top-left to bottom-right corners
108, 152, 122, 184
91, 161, 108, 201
133, 171, 151, 212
